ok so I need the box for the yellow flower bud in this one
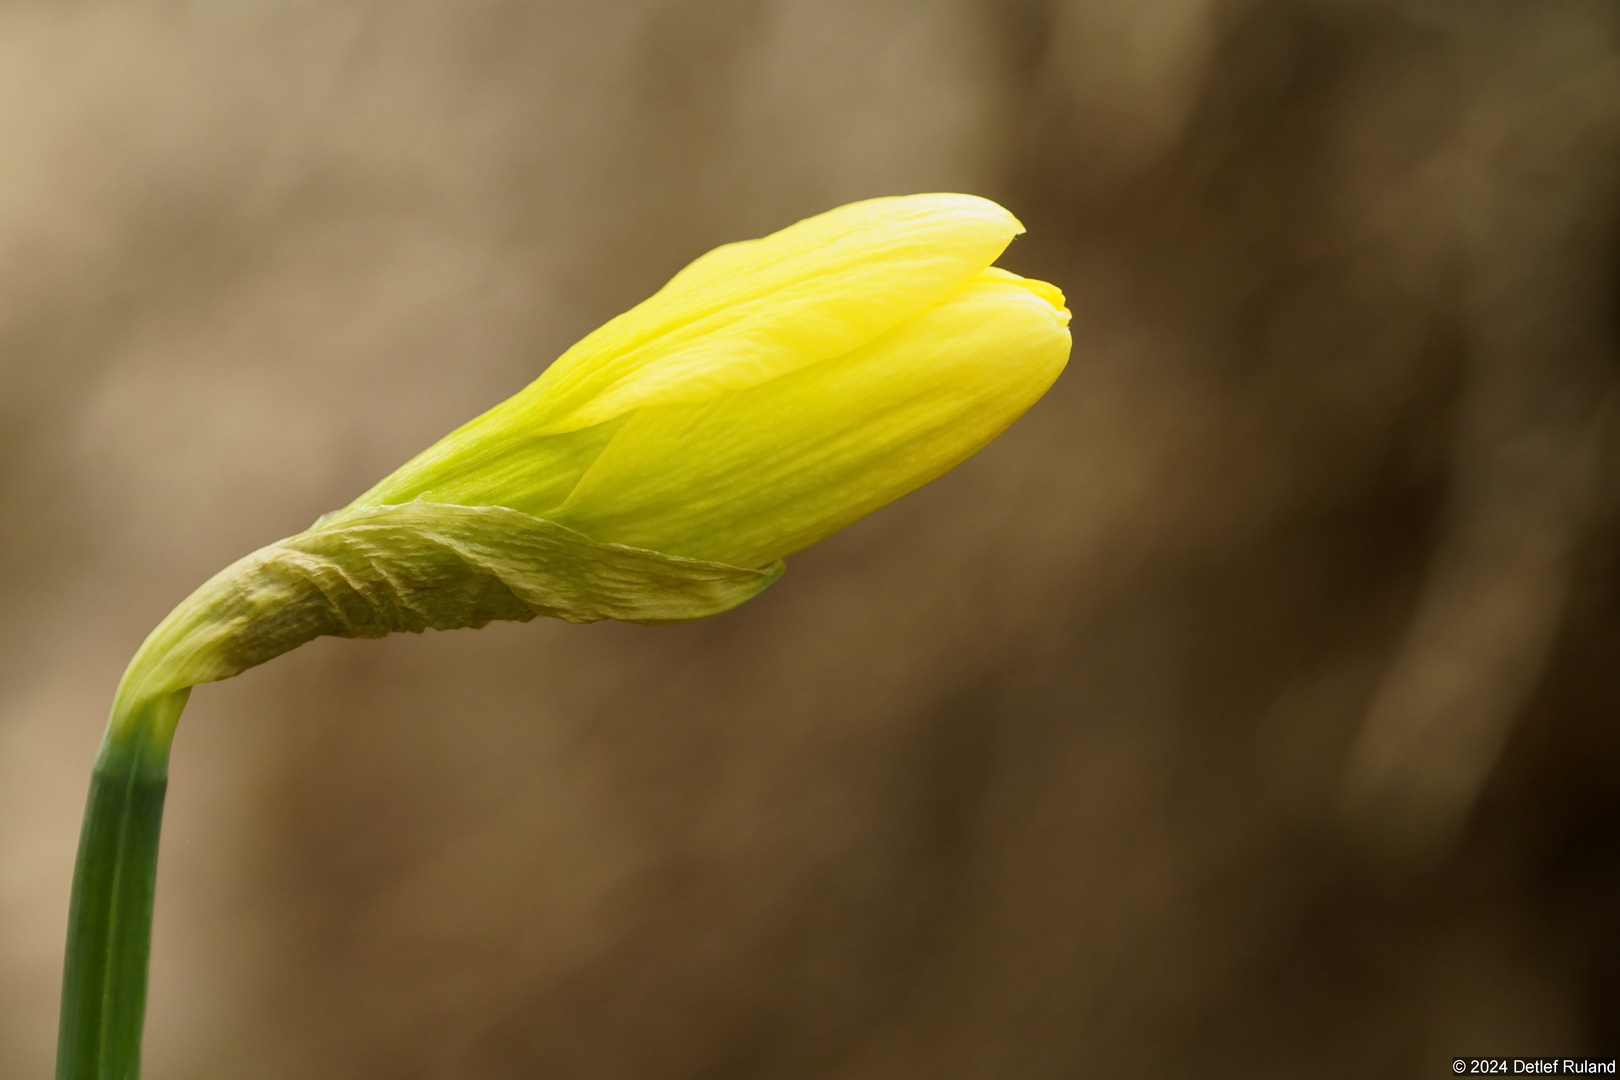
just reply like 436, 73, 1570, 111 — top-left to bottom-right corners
331, 192, 1071, 568
115, 192, 1070, 710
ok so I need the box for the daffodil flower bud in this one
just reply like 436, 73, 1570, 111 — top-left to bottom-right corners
122, 192, 1070, 707
333, 192, 1070, 564
58, 194, 1069, 1080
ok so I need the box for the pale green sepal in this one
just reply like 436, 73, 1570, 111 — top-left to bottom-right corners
115, 502, 781, 713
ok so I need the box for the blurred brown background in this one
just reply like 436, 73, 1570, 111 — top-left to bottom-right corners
2, 0, 1618, 1076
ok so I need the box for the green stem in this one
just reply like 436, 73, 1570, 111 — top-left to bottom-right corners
58, 689, 188, 1080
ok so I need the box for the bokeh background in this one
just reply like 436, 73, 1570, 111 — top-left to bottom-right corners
2, 0, 1618, 1076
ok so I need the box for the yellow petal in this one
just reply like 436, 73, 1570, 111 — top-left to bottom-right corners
329, 413, 629, 524
512, 192, 1023, 432
548, 269, 1071, 567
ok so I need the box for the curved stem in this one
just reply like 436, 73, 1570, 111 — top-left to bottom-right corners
57, 689, 188, 1080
